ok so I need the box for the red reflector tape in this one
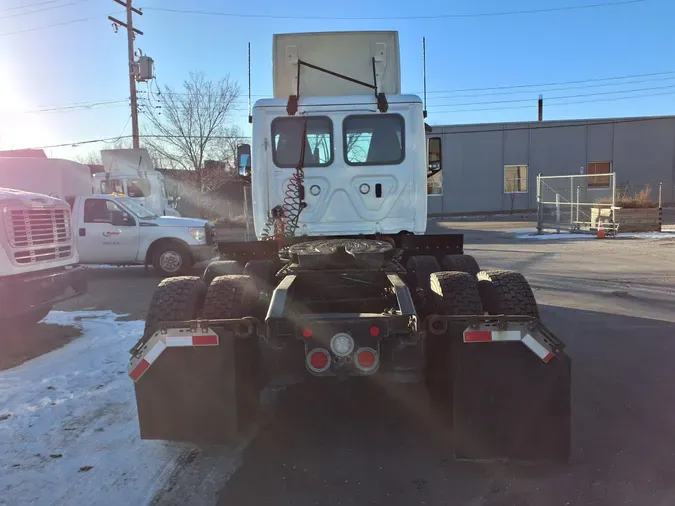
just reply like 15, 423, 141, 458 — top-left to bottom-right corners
464, 331, 492, 342
192, 334, 218, 346
522, 334, 555, 363
462, 327, 556, 364
129, 359, 150, 382
129, 329, 218, 382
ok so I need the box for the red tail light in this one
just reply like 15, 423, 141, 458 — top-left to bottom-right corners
302, 328, 313, 339
307, 349, 330, 373
355, 347, 378, 372
369, 326, 380, 337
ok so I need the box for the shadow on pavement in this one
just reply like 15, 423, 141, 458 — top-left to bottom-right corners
0, 323, 82, 371
217, 305, 675, 506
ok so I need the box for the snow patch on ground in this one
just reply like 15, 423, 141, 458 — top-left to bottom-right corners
516, 231, 675, 240
0, 311, 242, 506
516, 233, 595, 240
620, 232, 675, 240
84, 264, 145, 270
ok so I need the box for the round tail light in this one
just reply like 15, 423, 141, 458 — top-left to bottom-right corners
330, 333, 354, 357
307, 349, 330, 373
355, 347, 378, 372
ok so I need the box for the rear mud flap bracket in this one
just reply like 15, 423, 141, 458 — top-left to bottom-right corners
424, 314, 571, 462
130, 320, 261, 445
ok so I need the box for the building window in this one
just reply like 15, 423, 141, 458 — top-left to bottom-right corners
504, 165, 528, 193
427, 137, 442, 195
343, 114, 405, 166
272, 116, 333, 168
587, 161, 612, 188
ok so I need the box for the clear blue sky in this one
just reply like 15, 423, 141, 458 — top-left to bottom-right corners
0, 0, 673, 159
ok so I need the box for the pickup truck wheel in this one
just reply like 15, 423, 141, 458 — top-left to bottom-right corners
142, 276, 206, 341
153, 242, 192, 277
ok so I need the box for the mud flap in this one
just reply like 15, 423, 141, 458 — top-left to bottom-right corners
452, 336, 571, 462
133, 327, 260, 445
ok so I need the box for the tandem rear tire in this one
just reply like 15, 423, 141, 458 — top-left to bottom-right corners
143, 276, 206, 342
406, 255, 441, 300
425, 271, 483, 424
202, 274, 263, 422
202, 260, 243, 286
476, 269, 539, 318
441, 254, 480, 277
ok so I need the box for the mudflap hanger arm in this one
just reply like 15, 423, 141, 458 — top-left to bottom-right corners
425, 314, 565, 362
287, 58, 388, 115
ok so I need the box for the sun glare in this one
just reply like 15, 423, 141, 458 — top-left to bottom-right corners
0, 72, 50, 150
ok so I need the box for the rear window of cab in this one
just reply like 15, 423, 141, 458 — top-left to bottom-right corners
271, 116, 333, 168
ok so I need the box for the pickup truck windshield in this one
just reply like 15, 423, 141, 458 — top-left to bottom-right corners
117, 197, 157, 219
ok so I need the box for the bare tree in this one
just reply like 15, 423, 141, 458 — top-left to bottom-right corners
142, 71, 240, 190
74, 150, 102, 165
207, 125, 249, 172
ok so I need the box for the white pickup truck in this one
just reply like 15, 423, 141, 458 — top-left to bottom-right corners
0, 188, 87, 324
69, 194, 216, 276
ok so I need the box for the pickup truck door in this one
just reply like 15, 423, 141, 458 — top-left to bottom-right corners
76, 197, 140, 263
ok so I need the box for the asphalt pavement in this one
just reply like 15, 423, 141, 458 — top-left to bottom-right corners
49, 221, 675, 505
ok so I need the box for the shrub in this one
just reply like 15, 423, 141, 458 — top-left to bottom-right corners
595, 185, 657, 208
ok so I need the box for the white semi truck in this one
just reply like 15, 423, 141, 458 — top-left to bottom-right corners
129, 31, 571, 462
0, 188, 86, 324
0, 158, 215, 275
92, 148, 180, 217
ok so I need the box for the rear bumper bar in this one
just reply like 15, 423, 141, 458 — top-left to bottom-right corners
0, 265, 87, 319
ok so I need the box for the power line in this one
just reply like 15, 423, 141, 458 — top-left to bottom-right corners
24, 115, 674, 151
142, 0, 646, 20
0, 0, 64, 12
423, 70, 675, 95
431, 90, 675, 114
425, 74, 675, 101
429, 83, 675, 108
0, 15, 98, 36
24, 99, 128, 114
0, 0, 93, 20
429, 115, 675, 136
25, 134, 252, 150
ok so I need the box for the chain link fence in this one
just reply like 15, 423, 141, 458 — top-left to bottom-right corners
536, 173, 616, 234
536, 174, 666, 234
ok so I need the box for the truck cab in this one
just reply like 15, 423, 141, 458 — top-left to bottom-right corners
250, 94, 427, 238
92, 171, 180, 217
243, 31, 428, 240
0, 188, 86, 324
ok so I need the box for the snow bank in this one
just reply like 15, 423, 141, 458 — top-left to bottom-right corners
516, 231, 675, 240
516, 233, 595, 240
0, 311, 237, 506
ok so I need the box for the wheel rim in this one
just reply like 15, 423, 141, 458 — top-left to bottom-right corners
159, 250, 183, 272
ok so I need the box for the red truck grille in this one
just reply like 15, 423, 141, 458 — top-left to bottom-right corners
4, 207, 73, 264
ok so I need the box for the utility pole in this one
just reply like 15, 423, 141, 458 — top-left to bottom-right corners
109, 0, 143, 148
538, 94, 544, 122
